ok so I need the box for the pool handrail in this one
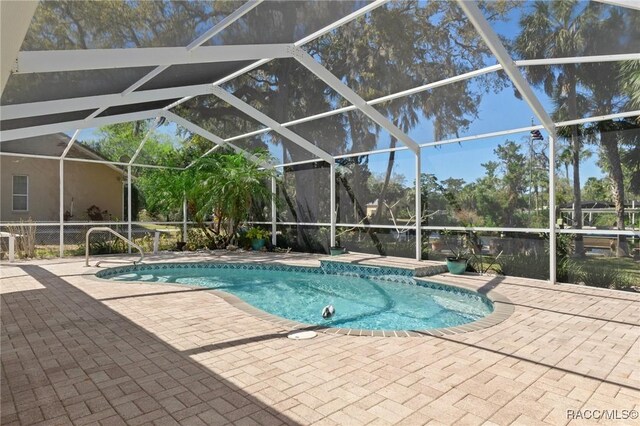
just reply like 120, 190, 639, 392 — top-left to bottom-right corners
85, 227, 144, 267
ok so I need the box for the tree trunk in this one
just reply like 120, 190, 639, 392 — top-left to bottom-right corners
567, 68, 585, 256
600, 125, 628, 256
273, 58, 322, 251
337, 173, 385, 255
373, 136, 397, 224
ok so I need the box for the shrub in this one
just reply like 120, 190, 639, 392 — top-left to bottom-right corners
5, 221, 36, 258
88, 234, 127, 255
87, 205, 109, 221
245, 227, 270, 240
568, 263, 632, 290
498, 252, 549, 280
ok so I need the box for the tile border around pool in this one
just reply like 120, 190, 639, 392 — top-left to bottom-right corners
93, 261, 514, 337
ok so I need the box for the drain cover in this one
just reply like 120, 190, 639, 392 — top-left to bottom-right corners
287, 330, 317, 340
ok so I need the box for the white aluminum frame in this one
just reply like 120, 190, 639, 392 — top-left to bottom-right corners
330, 163, 337, 247
548, 136, 557, 284
210, 86, 335, 164
0, 151, 183, 170
0, 110, 162, 141
593, 0, 640, 11
415, 149, 421, 260
161, 110, 272, 168
162, 0, 389, 112
4, 53, 637, 122
85, 0, 266, 121
59, 129, 81, 257
271, 176, 277, 246
1, 0, 638, 285
271, 109, 640, 169
456, 1, 556, 135
129, 117, 162, 165
290, 46, 420, 154
179, 53, 639, 156
12, 44, 291, 74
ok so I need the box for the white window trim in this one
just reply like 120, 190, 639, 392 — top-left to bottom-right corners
12, 175, 29, 212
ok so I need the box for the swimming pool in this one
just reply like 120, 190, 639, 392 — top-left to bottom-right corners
98, 263, 494, 332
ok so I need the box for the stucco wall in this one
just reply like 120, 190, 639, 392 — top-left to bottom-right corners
1, 156, 124, 222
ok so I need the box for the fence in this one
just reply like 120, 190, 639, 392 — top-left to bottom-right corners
1, 220, 637, 288
0, 222, 182, 260
263, 222, 638, 287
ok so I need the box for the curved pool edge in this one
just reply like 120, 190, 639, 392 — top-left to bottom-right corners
93, 261, 514, 337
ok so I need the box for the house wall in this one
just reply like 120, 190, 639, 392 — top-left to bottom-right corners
1, 156, 124, 222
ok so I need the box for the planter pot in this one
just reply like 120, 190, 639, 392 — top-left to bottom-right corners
446, 257, 468, 275
330, 246, 346, 256
176, 241, 187, 251
251, 238, 266, 251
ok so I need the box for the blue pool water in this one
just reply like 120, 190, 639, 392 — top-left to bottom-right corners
101, 264, 493, 331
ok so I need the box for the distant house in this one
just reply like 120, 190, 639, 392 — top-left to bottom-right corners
366, 199, 378, 218
1, 134, 125, 222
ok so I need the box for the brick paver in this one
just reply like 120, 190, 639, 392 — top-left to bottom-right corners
1, 253, 639, 425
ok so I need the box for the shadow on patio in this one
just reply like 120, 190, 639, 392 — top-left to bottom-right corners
1, 264, 301, 425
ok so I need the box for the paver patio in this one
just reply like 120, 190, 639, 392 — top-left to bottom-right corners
1, 253, 639, 425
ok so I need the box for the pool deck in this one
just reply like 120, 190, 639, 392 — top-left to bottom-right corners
2, 252, 639, 425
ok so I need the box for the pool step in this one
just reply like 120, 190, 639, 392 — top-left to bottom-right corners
320, 253, 447, 278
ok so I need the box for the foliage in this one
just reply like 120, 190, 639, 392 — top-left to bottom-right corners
619, 57, 640, 111
491, 234, 574, 282
582, 177, 611, 202
192, 153, 274, 241
21, 1, 237, 51
86, 205, 108, 221
277, 226, 329, 254
245, 227, 269, 241
87, 234, 127, 255
5, 221, 36, 259
568, 263, 632, 291
498, 252, 549, 281
437, 229, 485, 262
81, 122, 185, 165
185, 228, 221, 251
138, 151, 275, 248
551, 233, 575, 283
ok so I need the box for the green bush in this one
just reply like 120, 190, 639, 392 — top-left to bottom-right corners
568, 263, 632, 290
498, 252, 549, 280
186, 227, 223, 250
246, 227, 270, 240
88, 234, 128, 255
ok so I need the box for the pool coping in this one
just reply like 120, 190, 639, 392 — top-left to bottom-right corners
91, 261, 514, 337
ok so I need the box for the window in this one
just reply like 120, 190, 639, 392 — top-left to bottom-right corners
12, 175, 28, 211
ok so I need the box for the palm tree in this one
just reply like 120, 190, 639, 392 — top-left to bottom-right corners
515, 0, 600, 256
555, 131, 593, 192
578, 5, 638, 256
194, 153, 275, 244
618, 7, 640, 112
620, 61, 640, 111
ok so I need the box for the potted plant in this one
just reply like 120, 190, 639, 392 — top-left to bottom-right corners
442, 231, 471, 274
446, 250, 469, 275
246, 227, 269, 251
